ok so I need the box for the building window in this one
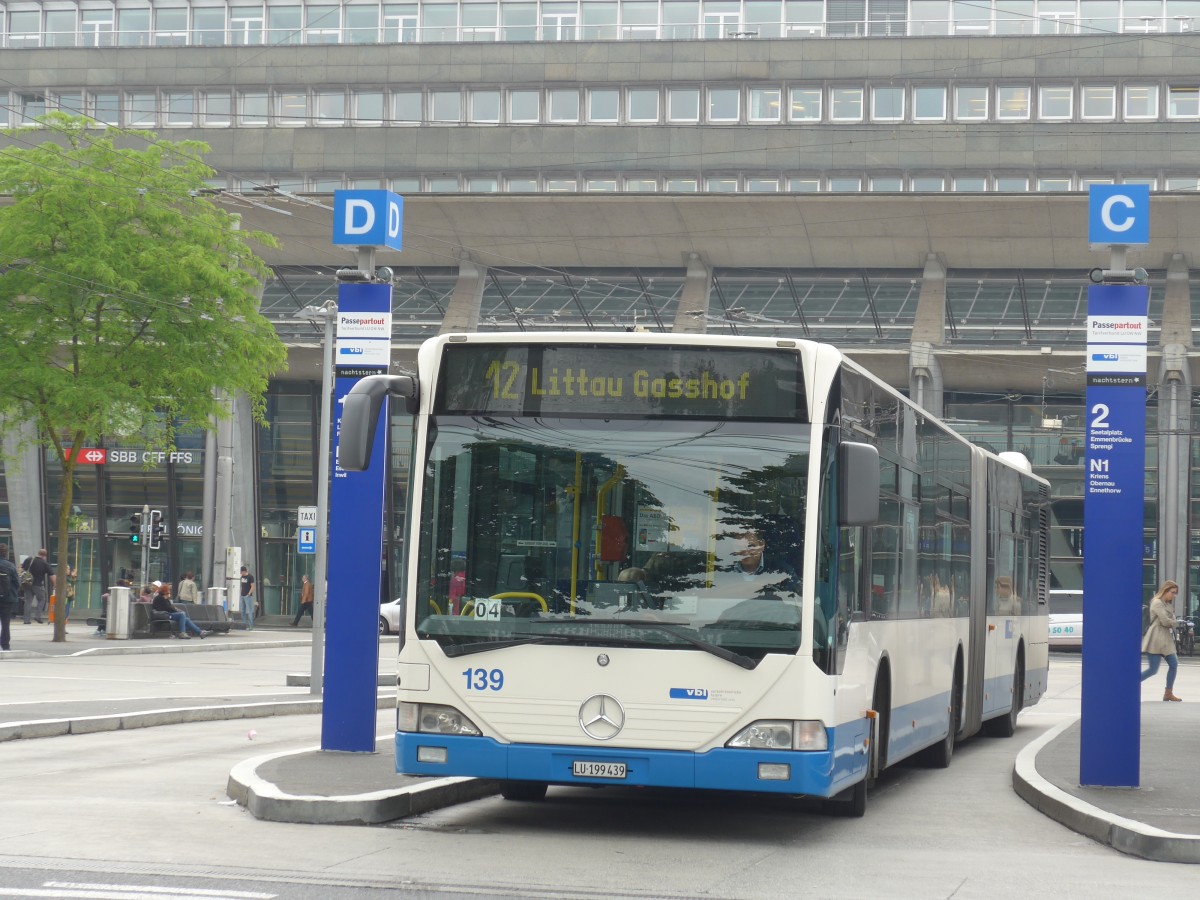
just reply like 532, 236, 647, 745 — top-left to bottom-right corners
1124, 84, 1159, 119
1081, 85, 1116, 119
586, 178, 618, 192
1168, 85, 1200, 118
830, 87, 864, 122
393, 91, 422, 124
708, 88, 740, 122
165, 91, 195, 126
1038, 85, 1073, 119
870, 176, 904, 192
463, 2, 498, 40
745, 177, 780, 192
628, 89, 660, 122
995, 175, 1031, 191
1037, 176, 1074, 191
127, 92, 156, 127
871, 86, 904, 122
912, 175, 946, 191
789, 87, 822, 121
345, 3, 381, 43
668, 88, 701, 122
468, 177, 499, 192
81, 9, 116, 46
913, 85, 946, 121
117, 8, 151, 46
1166, 177, 1200, 190
45, 10, 78, 47
354, 91, 385, 125
471, 90, 501, 123
706, 176, 739, 192
829, 176, 862, 192
509, 90, 540, 123
625, 177, 659, 192
305, 4, 342, 43
787, 176, 821, 192
315, 90, 346, 125
390, 177, 421, 193
430, 90, 462, 122
549, 89, 580, 123
953, 175, 988, 192
155, 7, 189, 46
239, 91, 269, 125
193, 7, 227, 45
93, 92, 121, 126
954, 86, 988, 120
198, 91, 231, 126
589, 89, 620, 122
427, 176, 461, 192
996, 85, 1031, 120
546, 178, 579, 192
266, 6, 302, 45
507, 177, 539, 192
749, 87, 782, 122
665, 178, 700, 192
277, 91, 308, 126
230, 6, 265, 44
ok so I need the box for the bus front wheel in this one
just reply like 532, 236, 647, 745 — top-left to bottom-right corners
499, 781, 548, 802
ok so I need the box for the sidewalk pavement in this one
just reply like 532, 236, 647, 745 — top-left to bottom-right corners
2, 627, 1197, 860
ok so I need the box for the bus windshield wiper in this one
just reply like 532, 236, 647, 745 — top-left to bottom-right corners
579, 619, 758, 670
440, 636, 570, 657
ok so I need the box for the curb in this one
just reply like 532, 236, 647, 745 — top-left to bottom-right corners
1012, 719, 1200, 864
0, 639, 311, 660
0, 694, 395, 744
227, 743, 500, 825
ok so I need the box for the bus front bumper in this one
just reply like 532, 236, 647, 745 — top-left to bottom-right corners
396, 724, 869, 798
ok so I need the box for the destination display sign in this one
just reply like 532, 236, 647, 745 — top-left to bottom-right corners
437, 345, 804, 420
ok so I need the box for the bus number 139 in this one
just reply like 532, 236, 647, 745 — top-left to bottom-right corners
463, 668, 505, 691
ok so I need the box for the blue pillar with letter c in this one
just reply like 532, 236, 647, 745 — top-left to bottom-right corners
1079, 184, 1149, 787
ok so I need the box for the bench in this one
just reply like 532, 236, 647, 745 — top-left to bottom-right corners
86, 602, 230, 637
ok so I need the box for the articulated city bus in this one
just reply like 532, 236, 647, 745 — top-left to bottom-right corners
341, 333, 1049, 816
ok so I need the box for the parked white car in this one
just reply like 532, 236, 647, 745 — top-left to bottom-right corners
379, 597, 403, 635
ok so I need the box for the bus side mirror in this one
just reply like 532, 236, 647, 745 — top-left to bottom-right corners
838, 441, 880, 526
338, 375, 419, 472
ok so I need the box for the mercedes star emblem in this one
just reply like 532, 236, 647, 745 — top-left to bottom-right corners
578, 693, 625, 741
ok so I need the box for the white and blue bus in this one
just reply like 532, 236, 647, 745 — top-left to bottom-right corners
341, 333, 1049, 816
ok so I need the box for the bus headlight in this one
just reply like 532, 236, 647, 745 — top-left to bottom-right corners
398, 702, 482, 736
726, 719, 828, 752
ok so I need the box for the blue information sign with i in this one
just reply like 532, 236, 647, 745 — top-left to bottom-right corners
1079, 283, 1148, 787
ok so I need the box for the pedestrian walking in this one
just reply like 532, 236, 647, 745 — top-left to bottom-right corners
177, 571, 200, 605
291, 574, 314, 626
25, 549, 53, 624
1141, 579, 1183, 701
239, 565, 256, 630
0, 543, 20, 651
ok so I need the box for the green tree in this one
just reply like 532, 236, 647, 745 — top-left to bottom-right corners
0, 114, 287, 641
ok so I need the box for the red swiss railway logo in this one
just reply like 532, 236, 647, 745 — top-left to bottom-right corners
66, 448, 107, 465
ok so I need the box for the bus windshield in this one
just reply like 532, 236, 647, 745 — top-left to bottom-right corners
414, 417, 809, 664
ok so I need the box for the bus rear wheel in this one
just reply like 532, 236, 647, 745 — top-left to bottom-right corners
499, 781, 548, 802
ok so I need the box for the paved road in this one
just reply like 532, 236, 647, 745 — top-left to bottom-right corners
1, 647, 1196, 899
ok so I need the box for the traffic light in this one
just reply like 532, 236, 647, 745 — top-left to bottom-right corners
149, 509, 165, 550
130, 512, 142, 545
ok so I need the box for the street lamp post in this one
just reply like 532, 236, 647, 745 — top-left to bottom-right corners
295, 300, 337, 694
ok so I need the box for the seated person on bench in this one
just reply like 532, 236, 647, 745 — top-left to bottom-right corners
151, 582, 209, 639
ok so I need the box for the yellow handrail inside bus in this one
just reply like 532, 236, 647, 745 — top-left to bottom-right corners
569, 453, 582, 616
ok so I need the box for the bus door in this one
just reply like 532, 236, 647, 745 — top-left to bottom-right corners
962, 447, 989, 736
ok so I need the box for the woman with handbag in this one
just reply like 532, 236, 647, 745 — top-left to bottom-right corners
1141, 580, 1183, 701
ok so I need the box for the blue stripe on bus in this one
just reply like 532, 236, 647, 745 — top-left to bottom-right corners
396, 717, 873, 798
